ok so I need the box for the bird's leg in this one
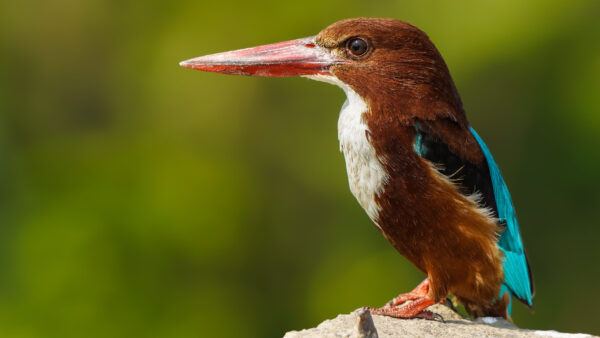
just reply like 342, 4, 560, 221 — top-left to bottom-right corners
366, 297, 437, 320
364, 278, 441, 320
384, 278, 430, 308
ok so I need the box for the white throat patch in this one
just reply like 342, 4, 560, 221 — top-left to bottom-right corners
304, 75, 389, 224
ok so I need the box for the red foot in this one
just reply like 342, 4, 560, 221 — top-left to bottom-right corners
367, 297, 436, 319
365, 278, 444, 321
385, 278, 430, 308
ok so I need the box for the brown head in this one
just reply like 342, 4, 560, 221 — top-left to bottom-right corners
180, 18, 466, 126
316, 18, 466, 126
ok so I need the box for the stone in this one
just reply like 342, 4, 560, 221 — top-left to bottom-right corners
284, 304, 596, 338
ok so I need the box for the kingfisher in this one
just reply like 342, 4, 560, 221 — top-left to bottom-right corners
180, 18, 534, 320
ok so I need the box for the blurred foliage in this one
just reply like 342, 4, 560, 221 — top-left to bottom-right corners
1, 0, 599, 337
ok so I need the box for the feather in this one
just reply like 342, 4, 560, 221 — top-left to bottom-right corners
413, 123, 534, 313
469, 127, 534, 309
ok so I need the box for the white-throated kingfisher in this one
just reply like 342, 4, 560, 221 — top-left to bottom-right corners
180, 18, 534, 320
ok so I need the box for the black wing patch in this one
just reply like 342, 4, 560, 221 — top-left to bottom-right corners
413, 126, 499, 218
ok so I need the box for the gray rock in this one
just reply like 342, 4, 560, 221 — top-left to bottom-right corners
284, 304, 596, 338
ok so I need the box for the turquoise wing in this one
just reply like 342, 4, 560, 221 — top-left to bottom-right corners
469, 127, 534, 311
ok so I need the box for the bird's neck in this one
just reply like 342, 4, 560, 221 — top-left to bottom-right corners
305, 74, 390, 224
337, 80, 389, 224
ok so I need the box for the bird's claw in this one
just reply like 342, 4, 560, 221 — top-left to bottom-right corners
367, 306, 442, 322
413, 310, 444, 322
431, 312, 445, 323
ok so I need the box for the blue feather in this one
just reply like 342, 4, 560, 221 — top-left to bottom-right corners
469, 127, 533, 311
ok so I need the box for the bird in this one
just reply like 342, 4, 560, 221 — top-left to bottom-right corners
180, 18, 534, 321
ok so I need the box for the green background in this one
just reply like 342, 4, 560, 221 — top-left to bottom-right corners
1, 0, 599, 336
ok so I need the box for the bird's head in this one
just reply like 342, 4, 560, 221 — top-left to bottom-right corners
181, 18, 465, 124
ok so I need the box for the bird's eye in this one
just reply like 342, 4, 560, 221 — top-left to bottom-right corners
346, 38, 369, 57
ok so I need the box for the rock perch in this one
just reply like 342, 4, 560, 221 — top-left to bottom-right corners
284, 304, 596, 338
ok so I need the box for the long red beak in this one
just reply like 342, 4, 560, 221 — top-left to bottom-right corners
179, 36, 344, 77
